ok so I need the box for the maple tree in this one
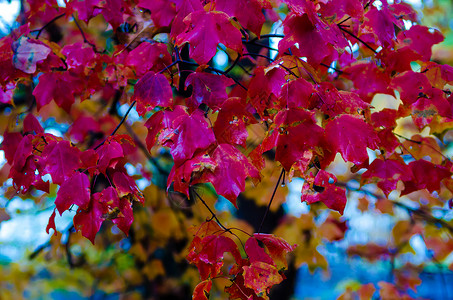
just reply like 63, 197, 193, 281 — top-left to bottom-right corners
1, 0, 453, 298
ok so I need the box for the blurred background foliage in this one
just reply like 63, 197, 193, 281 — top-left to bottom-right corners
1, 0, 453, 299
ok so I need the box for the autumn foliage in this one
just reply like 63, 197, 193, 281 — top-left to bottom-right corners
1, 0, 453, 299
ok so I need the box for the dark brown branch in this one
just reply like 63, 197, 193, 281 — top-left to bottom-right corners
158, 61, 177, 74
29, 224, 74, 260
243, 53, 275, 62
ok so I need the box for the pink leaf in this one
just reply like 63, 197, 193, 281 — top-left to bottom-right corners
12, 36, 51, 74
132, 71, 173, 115
325, 115, 379, 165
42, 141, 81, 185
175, 11, 242, 65
55, 172, 91, 215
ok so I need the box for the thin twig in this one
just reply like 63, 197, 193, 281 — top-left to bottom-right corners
244, 34, 285, 43
72, 14, 103, 53
338, 26, 378, 54
192, 188, 229, 232
192, 188, 246, 249
320, 62, 344, 74
258, 169, 285, 233
31, 13, 65, 39
94, 100, 136, 150
177, 60, 248, 90
394, 132, 451, 162
158, 61, 177, 74
123, 123, 169, 177
243, 53, 275, 62
224, 55, 241, 74
338, 182, 453, 234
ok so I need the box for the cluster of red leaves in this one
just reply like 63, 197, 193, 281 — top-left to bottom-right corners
188, 221, 295, 300
1, 0, 453, 298
3, 113, 143, 243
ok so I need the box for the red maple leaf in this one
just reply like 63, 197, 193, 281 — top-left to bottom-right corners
145, 106, 188, 149
390, 71, 431, 106
278, 12, 346, 64
33, 72, 85, 112
68, 0, 101, 23
170, 0, 204, 38
61, 42, 96, 72
243, 262, 283, 297
362, 4, 401, 47
193, 280, 212, 300
176, 10, 243, 65
279, 77, 316, 110
248, 66, 286, 119
319, 0, 364, 20
361, 158, 413, 197
99, 186, 134, 235
131, 71, 174, 115
325, 115, 379, 165
23, 114, 44, 135
137, 0, 177, 28
55, 172, 91, 215
397, 25, 444, 61
202, 144, 260, 207
245, 237, 274, 266
168, 152, 217, 196
185, 72, 234, 111
253, 233, 296, 270
42, 141, 82, 185
187, 234, 242, 280
73, 195, 107, 244
213, 97, 257, 148
166, 109, 216, 167
402, 160, 451, 195
96, 139, 124, 173
125, 42, 172, 77
215, 0, 268, 37
12, 36, 51, 74
301, 170, 347, 215
261, 108, 325, 172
